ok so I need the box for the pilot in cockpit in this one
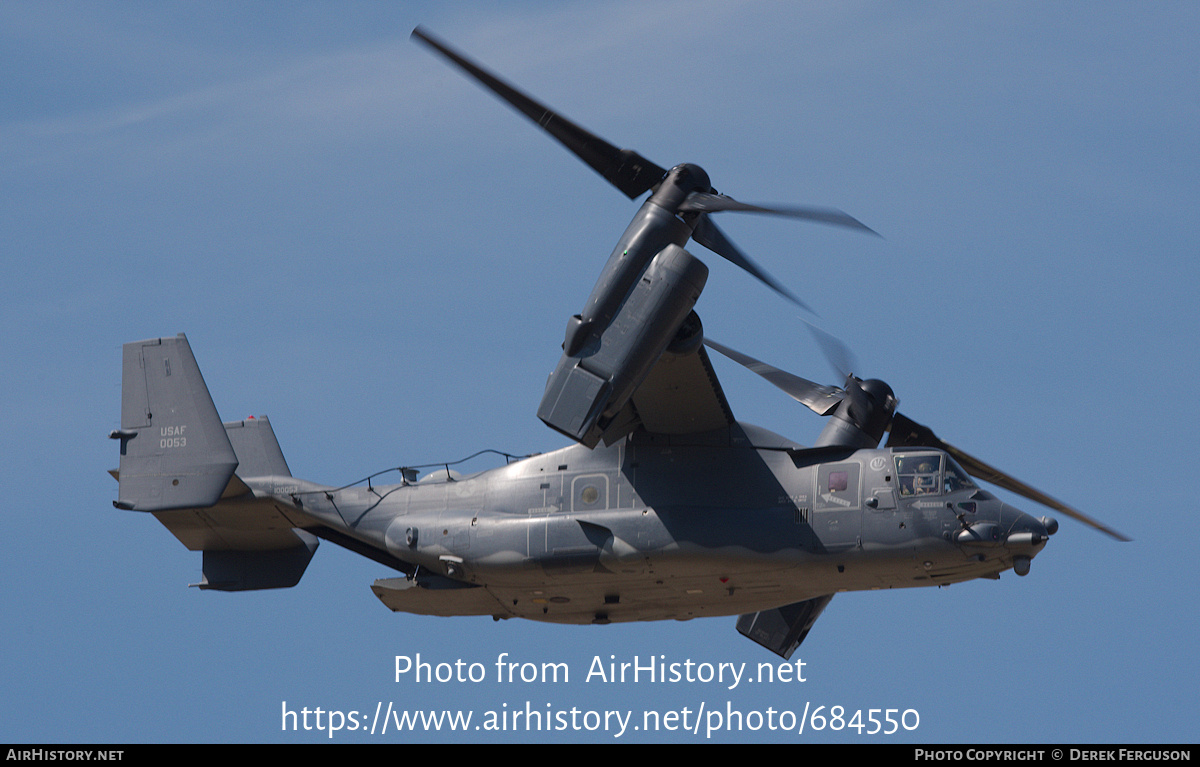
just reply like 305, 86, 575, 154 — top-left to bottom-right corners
913, 461, 938, 495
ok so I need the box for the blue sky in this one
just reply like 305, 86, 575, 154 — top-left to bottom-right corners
2, 1, 1197, 744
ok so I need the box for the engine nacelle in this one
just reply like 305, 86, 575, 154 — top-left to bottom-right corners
538, 244, 708, 447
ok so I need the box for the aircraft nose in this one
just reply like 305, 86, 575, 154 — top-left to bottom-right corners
999, 505, 1053, 576
1001, 505, 1053, 547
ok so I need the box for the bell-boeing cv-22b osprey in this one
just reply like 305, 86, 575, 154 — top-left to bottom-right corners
109, 28, 1127, 660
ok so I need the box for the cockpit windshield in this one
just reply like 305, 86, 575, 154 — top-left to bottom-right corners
942, 457, 976, 493
895, 452, 976, 496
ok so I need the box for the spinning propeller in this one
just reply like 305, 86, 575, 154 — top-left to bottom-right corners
411, 27, 876, 313
704, 337, 1131, 542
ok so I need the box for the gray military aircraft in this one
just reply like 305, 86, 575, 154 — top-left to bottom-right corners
109, 28, 1128, 660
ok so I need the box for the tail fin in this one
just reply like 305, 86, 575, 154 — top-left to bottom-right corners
223, 415, 291, 479
112, 334, 238, 511
111, 334, 319, 591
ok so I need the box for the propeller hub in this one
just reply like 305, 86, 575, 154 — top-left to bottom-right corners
669, 163, 712, 194
858, 378, 896, 408
849, 377, 897, 439
811, 377, 897, 449
653, 164, 713, 212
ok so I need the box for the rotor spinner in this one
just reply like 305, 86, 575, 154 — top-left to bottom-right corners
813, 376, 898, 449
652, 163, 714, 211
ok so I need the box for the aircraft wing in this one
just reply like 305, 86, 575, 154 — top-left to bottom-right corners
629, 343, 735, 436
539, 337, 737, 448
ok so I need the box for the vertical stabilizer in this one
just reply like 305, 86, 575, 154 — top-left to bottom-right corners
112, 334, 238, 511
224, 416, 291, 478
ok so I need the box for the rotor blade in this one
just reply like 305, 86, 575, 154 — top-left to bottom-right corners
411, 27, 666, 199
679, 193, 879, 236
704, 338, 843, 415
887, 412, 1131, 542
799, 317, 859, 382
691, 215, 815, 313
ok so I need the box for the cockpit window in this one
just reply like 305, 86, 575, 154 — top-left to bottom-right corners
895, 453, 943, 496
943, 457, 977, 494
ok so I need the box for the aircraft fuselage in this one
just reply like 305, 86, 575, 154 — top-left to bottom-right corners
240, 423, 1049, 625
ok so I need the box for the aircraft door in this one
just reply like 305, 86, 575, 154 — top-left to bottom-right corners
812, 462, 862, 552
523, 474, 604, 575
